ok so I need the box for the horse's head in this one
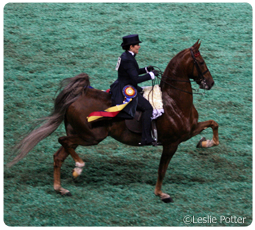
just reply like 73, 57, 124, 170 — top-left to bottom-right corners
189, 40, 214, 90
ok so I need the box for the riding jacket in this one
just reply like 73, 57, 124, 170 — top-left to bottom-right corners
110, 51, 152, 118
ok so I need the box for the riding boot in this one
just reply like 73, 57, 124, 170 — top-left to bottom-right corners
140, 110, 154, 145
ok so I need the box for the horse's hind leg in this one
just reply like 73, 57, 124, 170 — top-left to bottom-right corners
58, 136, 86, 179
192, 120, 219, 148
53, 146, 71, 195
53, 136, 86, 196
54, 135, 102, 196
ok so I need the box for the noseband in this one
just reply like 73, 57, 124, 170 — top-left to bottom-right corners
190, 48, 209, 85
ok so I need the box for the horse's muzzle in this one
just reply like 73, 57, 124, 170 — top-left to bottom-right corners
200, 79, 214, 90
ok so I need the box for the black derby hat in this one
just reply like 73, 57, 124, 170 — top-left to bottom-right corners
121, 34, 142, 47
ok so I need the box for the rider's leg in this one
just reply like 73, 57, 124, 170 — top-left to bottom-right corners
137, 93, 154, 145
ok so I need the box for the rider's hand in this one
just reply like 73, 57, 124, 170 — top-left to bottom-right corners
152, 69, 159, 77
147, 65, 154, 72
149, 69, 159, 80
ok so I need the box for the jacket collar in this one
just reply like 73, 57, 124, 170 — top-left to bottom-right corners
127, 50, 136, 57
128, 51, 135, 56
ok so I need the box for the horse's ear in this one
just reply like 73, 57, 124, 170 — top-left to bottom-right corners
193, 39, 201, 50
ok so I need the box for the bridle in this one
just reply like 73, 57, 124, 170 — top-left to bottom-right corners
153, 48, 209, 95
190, 48, 209, 88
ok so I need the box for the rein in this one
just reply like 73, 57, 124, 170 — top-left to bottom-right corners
152, 48, 207, 96
152, 66, 205, 96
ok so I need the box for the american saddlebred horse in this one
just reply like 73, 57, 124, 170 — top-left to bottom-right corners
8, 40, 219, 203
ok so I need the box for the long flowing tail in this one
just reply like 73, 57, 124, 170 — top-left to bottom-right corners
7, 73, 90, 167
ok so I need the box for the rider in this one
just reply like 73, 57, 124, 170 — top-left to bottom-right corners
110, 34, 159, 146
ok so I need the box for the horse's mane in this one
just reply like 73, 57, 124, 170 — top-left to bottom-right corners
161, 48, 189, 83
162, 40, 200, 82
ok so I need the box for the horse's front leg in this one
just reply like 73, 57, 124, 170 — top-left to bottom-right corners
154, 144, 178, 203
192, 120, 219, 148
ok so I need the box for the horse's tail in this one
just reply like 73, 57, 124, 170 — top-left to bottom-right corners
7, 73, 90, 167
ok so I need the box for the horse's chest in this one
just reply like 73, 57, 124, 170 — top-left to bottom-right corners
165, 104, 198, 134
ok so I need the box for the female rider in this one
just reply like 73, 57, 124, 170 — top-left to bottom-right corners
110, 34, 159, 146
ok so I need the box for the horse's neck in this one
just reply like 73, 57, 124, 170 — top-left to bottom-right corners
161, 63, 194, 113
162, 81, 193, 109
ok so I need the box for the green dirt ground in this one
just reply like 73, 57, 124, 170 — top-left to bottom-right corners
4, 3, 252, 226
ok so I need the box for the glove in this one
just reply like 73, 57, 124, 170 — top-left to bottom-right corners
147, 65, 154, 72
152, 69, 159, 77
149, 69, 159, 80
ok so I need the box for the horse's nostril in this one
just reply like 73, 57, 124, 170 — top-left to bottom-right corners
211, 81, 215, 87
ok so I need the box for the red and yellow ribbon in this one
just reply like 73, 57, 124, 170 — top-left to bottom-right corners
87, 99, 132, 122
87, 85, 137, 122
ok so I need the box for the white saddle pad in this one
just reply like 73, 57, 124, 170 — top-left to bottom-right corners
142, 85, 164, 120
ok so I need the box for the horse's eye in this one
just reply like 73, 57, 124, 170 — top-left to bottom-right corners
199, 61, 205, 65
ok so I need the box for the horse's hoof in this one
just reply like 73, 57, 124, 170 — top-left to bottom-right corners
162, 197, 174, 203
63, 192, 72, 196
196, 137, 206, 148
72, 170, 80, 179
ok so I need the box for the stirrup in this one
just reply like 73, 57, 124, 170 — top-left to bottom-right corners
151, 120, 158, 143
152, 141, 162, 147
138, 140, 162, 146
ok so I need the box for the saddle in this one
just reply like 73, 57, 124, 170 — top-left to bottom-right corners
125, 111, 159, 143
87, 85, 164, 123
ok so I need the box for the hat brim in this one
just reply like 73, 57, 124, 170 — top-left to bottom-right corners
121, 40, 142, 47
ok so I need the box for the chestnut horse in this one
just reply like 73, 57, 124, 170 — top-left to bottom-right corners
8, 40, 219, 203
